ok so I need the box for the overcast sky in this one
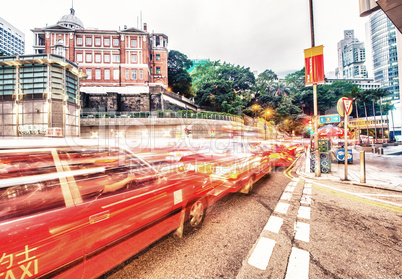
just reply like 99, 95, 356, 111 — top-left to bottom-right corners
3, 0, 369, 77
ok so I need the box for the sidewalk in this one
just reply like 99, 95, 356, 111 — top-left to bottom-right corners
297, 145, 402, 192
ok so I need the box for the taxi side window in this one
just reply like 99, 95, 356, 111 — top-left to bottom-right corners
58, 148, 156, 202
0, 151, 65, 222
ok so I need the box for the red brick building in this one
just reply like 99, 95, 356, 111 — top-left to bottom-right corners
31, 8, 170, 112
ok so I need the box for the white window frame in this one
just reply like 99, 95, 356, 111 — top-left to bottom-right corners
104, 69, 110, 80
104, 54, 110, 63
113, 69, 119, 80
131, 54, 137, 63
86, 68, 92, 79
77, 53, 83, 62
95, 69, 101, 80
76, 37, 83, 45
140, 69, 143, 80
132, 69, 137, 80
104, 38, 110, 46
86, 53, 92, 62
113, 38, 119, 46
95, 54, 101, 63
95, 38, 101, 46
86, 37, 92, 45
131, 39, 137, 47
112, 54, 120, 63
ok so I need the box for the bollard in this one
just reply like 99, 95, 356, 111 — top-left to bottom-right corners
378, 148, 384, 155
360, 151, 366, 183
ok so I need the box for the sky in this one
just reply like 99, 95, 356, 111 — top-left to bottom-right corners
2, 0, 370, 78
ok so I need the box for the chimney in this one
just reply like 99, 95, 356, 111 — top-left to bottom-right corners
144, 23, 147, 31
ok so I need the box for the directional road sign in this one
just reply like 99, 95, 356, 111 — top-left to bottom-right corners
319, 114, 341, 124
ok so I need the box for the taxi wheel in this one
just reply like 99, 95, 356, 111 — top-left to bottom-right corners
184, 199, 206, 233
242, 176, 254, 195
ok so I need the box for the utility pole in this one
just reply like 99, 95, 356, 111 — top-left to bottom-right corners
309, 0, 320, 177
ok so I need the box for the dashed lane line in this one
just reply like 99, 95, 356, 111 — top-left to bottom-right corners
247, 237, 276, 270
281, 192, 293, 201
294, 221, 310, 242
285, 247, 310, 279
297, 206, 311, 220
264, 216, 283, 233
274, 202, 290, 215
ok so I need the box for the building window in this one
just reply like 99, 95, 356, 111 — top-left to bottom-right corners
113, 38, 119, 46
86, 68, 92, 79
131, 54, 137, 63
104, 54, 110, 63
95, 69, 101, 80
132, 69, 137, 80
95, 38, 101, 46
77, 53, 83, 62
104, 38, 110, 46
86, 37, 92, 46
112, 54, 120, 63
86, 53, 92, 62
113, 69, 119, 80
95, 54, 101, 63
131, 39, 137, 47
156, 54, 161, 61
56, 47, 64, 57
125, 69, 129, 80
76, 37, 83, 45
140, 69, 143, 80
105, 69, 110, 80
156, 67, 161, 74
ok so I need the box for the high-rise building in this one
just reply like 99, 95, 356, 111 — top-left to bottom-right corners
367, 10, 399, 101
0, 17, 25, 56
31, 8, 169, 112
336, 30, 368, 79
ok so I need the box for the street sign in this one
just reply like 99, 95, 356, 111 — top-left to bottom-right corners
337, 97, 353, 117
319, 114, 340, 124
343, 98, 353, 116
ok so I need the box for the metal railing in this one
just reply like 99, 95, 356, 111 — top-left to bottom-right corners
80, 111, 244, 123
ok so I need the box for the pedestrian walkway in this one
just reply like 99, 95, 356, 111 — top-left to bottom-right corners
298, 144, 402, 192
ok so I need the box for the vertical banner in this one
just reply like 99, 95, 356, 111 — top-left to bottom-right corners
304, 45, 325, 86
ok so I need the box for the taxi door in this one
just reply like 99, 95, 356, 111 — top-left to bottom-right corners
0, 148, 84, 279
59, 148, 181, 278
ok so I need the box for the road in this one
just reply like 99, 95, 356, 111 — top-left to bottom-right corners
100, 163, 402, 279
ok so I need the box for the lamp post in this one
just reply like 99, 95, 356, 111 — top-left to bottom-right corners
252, 104, 260, 125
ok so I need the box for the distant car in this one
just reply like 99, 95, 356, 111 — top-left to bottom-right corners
0, 141, 217, 278
177, 139, 272, 196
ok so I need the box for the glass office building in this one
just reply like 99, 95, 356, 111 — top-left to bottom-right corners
368, 10, 399, 101
0, 17, 25, 56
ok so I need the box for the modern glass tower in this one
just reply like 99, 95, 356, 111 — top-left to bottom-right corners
0, 17, 25, 56
368, 10, 399, 101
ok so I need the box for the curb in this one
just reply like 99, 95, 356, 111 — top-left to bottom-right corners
295, 155, 402, 193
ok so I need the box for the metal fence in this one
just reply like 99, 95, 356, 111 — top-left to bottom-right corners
81, 111, 244, 123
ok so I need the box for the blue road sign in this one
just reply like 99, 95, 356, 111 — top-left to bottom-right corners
319, 114, 340, 124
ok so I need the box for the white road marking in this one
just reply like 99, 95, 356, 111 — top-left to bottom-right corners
303, 188, 312, 195
305, 183, 312, 188
285, 186, 295, 192
247, 237, 276, 270
301, 195, 311, 205
306, 180, 402, 207
297, 206, 311, 220
281, 192, 292, 201
275, 202, 290, 214
292, 178, 300, 182
264, 216, 283, 233
285, 247, 310, 279
356, 193, 402, 197
294, 221, 310, 242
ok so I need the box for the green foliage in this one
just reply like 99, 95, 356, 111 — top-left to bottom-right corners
168, 50, 194, 98
192, 61, 255, 113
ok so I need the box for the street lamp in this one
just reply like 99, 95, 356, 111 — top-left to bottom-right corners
252, 104, 260, 123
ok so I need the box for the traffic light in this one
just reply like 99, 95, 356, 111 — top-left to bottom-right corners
307, 120, 313, 135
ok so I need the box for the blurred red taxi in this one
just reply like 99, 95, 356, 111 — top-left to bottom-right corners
0, 139, 216, 278
174, 139, 272, 196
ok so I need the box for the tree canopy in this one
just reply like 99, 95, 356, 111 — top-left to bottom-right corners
167, 50, 194, 98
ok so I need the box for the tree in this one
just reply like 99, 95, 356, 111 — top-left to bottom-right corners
168, 50, 194, 98
192, 61, 255, 113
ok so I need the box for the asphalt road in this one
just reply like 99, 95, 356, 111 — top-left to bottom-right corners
99, 163, 402, 279
100, 169, 290, 279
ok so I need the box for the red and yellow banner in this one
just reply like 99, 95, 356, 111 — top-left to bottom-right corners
304, 45, 325, 86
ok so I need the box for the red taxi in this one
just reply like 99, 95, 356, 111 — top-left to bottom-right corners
175, 140, 272, 196
0, 141, 216, 278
